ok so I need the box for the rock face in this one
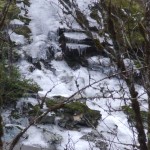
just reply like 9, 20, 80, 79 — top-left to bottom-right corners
4, 127, 62, 150
81, 131, 108, 150
39, 113, 55, 124
58, 28, 100, 68
57, 101, 101, 129
45, 98, 101, 129
4, 124, 24, 143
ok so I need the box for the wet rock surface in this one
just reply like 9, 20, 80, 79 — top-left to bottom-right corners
81, 131, 108, 150
39, 114, 55, 124
58, 28, 100, 68
57, 102, 101, 129
2, 90, 102, 149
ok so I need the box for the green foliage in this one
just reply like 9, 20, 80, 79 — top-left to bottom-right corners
0, 42, 9, 61
134, 60, 142, 68
14, 26, 31, 38
93, 39, 104, 50
104, 0, 144, 46
122, 105, 147, 124
0, 0, 20, 22
46, 100, 101, 120
64, 102, 87, 114
89, 2, 103, 25
46, 96, 66, 108
11, 109, 21, 119
105, 0, 143, 12
64, 102, 101, 118
90, 9, 98, 20
64, 102, 101, 127
29, 105, 42, 116
0, 64, 40, 106
46, 99, 58, 108
75, 9, 89, 27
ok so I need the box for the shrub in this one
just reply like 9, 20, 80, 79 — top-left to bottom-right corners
0, 64, 40, 106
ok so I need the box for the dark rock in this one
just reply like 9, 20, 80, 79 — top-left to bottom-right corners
25, 54, 42, 70
58, 28, 86, 35
26, 54, 33, 63
18, 15, 31, 25
47, 46, 55, 59
13, 26, 31, 39
40, 114, 55, 124
96, 141, 108, 150
58, 27, 102, 68
29, 65, 36, 72
81, 131, 108, 150
64, 53, 88, 69
57, 102, 101, 129
33, 61, 41, 70
45, 99, 101, 129
42, 129, 62, 145
58, 116, 74, 129
4, 124, 25, 143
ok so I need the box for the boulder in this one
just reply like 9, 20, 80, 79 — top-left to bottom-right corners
43, 130, 62, 145
58, 28, 100, 68
4, 124, 25, 143
39, 113, 55, 124
54, 51, 63, 61
81, 131, 108, 150
57, 102, 101, 129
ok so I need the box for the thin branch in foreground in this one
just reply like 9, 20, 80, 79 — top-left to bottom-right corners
9, 66, 147, 150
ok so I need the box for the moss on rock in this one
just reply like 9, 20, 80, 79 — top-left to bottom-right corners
46, 99, 101, 129
60, 102, 101, 129
14, 26, 31, 38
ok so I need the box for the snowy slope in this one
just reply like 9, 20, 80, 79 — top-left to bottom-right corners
7, 0, 147, 150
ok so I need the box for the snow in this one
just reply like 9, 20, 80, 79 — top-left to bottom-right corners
66, 43, 90, 50
18, 56, 139, 149
8, 0, 147, 149
9, 30, 26, 45
23, 126, 49, 148
10, 19, 24, 25
64, 32, 88, 40
87, 98, 136, 148
24, 0, 62, 58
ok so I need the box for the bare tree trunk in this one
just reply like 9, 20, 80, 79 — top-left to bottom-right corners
106, 3, 147, 149
141, 1, 150, 149
59, 0, 148, 148
0, 114, 3, 150
111, 30, 148, 150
